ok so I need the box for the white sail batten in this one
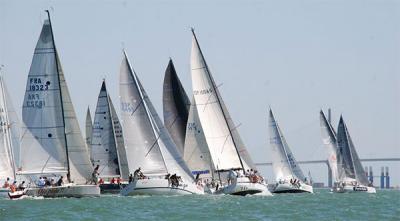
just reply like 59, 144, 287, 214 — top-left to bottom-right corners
120, 52, 193, 182
0, 75, 19, 180
85, 107, 93, 162
183, 98, 214, 179
91, 81, 120, 178
269, 110, 305, 182
190, 33, 251, 171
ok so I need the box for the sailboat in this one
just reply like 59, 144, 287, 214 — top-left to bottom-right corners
163, 59, 191, 155
319, 111, 375, 193
0, 73, 20, 197
91, 80, 129, 193
17, 11, 100, 197
190, 29, 271, 196
85, 107, 93, 163
268, 109, 313, 193
119, 51, 204, 196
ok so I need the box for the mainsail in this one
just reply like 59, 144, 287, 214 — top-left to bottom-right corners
0, 74, 19, 181
319, 110, 343, 182
119, 51, 193, 182
163, 59, 191, 154
85, 107, 93, 162
20, 14, 92, 184
337, 116, 369, 186
190, 30, 253, 172
91, 81, 120, 178
183, 97, 214, 180
269, 109, 305, 182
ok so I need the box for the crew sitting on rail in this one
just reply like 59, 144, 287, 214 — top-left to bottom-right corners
18, 181, 26, 190
10, 181, 17, 193
2, 177, 10, 188
110, 177, 116, 184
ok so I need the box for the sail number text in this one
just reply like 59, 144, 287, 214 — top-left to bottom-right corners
193, 88, 213, 95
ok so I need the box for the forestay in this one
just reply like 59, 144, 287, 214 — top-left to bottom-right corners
119, 51, 193, 182
163, 59, 190, 155
269, 110, 305, 182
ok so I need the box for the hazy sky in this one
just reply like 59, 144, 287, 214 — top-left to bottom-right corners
1, 0, 399, 186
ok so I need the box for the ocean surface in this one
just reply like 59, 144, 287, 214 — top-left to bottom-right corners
0, 189, 399, 221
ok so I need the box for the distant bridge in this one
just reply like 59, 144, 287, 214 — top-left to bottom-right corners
255, 158, 400, 187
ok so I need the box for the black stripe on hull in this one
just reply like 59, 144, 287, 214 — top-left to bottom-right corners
273, 189, 310, 194
230, 190, 262, 196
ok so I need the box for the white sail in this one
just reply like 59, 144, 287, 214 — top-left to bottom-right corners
20, 20, 69, 175
0, 74, 19, 180
337, 116, 369, 186
119, 51, 193, 182
85, 107, 93, 162
20, 19, 92, 184
269, 110, 305, 182
109, 98, 129, 180
183, 97, 214, 180
319, 111, 342, 182
91, 81, 120, 178
190, 32, 251, 172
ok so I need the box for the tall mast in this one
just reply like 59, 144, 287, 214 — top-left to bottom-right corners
191, 29, 245, 172
45, 10, 71, 182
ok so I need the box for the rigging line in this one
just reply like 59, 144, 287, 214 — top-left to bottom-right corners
201, 83, 223, 112
144, 132, 162, 157
129, 99, 144, 116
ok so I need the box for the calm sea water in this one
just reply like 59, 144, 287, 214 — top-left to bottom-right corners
0, 189, 399, 221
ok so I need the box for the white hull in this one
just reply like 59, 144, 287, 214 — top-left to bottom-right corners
333, 185, 376, 193
25, 184, 100, 198
272, 182, 313, 193
120, 178, 204, 196
215, 177, 272, 196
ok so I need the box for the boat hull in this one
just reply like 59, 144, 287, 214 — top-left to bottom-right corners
215, 178, 272, 196
333, 185, 376, 193
100, 183, 127, 194
272, 183, 313, 194
25, 184, 100, 198
120, 179, 204, 196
